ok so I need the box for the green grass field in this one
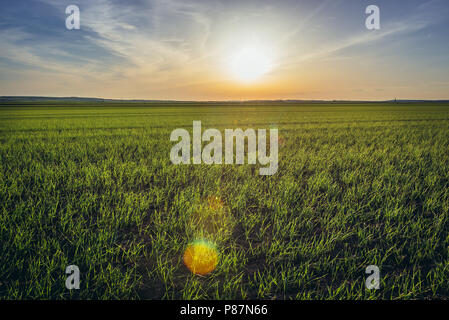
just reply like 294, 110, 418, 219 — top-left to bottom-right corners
1, 101, 449, 299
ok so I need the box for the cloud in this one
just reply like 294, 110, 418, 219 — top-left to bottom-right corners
280, 1, 448, 68
1, 0, 213, 80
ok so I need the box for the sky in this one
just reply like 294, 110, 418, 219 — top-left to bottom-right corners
1, 0, 449, 101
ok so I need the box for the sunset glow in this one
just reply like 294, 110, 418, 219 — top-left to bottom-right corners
228, 47, 272, 82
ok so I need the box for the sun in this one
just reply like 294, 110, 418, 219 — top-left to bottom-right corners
229, 47, 272, 82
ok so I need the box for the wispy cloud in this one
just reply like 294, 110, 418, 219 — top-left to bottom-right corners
281, 1, 448, 68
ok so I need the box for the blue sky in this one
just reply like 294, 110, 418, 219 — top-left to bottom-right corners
1, 0, 449, 100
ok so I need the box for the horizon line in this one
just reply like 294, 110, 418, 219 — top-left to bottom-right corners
2, 96, 449, 103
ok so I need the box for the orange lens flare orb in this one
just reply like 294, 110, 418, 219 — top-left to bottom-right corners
183, 240, 218, 276
207, 196, 224, 211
